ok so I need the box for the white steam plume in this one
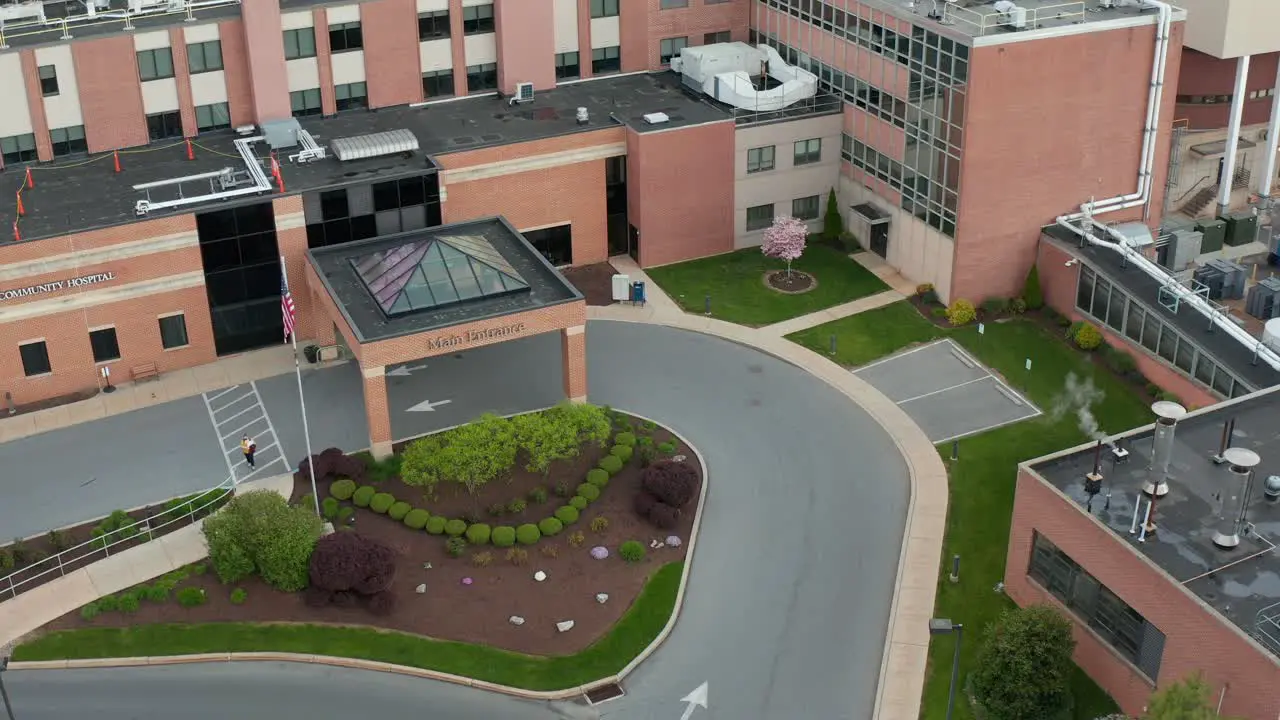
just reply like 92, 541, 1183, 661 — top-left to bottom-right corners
1050, 373, 1112, 448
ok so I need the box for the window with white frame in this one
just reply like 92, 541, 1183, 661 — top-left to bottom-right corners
746, 204, 774, 231
747, 146, 775, 173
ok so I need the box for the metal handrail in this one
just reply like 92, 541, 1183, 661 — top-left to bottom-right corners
0, 475, 235, 601
0, 0, 241, 49
949, 2, 1087, 37
1257, 600, 1280, 656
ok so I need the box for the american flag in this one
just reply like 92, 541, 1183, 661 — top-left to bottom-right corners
281, 270, 297, 342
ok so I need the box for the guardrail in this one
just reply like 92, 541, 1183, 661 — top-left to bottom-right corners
948, 2, 1087, 37
0, 0, 241, 49
0, 476, 235, 601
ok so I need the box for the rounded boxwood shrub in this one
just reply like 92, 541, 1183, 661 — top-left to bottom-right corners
465, 523, 492, 545
554, 505, 580, 525
619, 540, 646, 563
492, 525, 517, 547
611, 445, 633, 463
403, 508, 430, 530
538, 517, 564, 536
515, 523, 541, 545
599, 455, 623, 475
657, 441, 677, 455
321, 497, 340, 520
425, 516, 447, 535
586, 468, 609, 488
614, 431, 637, 447
369, 493, 396, 514
577, 483, 601, 502
946, 299, 977, 326
329, 478, 357, 501
351, 485, 376, 508
444, 519, 468, 537
387, 502, 412, 521
1074, 322, 1103, 351
569, 495, 589, 511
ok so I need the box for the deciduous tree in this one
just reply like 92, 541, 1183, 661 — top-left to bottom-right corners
969, 605, 1076, 720
762, 216, 808, 277
202, 490, 323, 592
1145, 673, 1240, 720
440, 413, 519, 494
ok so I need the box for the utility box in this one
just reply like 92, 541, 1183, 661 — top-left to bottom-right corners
1246, 276, 1280, 320
1196, 218, 1226, 254
1206, 258, 1248, 300
1222, 212, 1259, 247
1168, 229, 1203, 271
610, 274, 631, 302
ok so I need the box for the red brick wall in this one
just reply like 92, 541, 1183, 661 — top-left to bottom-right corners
562, 327, 587, 399
576, 0, 594, 80
449, 0, 469, 98
363, 371, 392, 445
240, 0, 292, 123
273, 196, 318, 343
313, 8, 338, 117
619, 0, 748, 72
71, 35, 148, 153
626, 121, 735, 267
169, 28, 199, 138
219, 19, 256, 128
1176, 50, 1280, 130
362, 0, 425, 108
495, 0, 556, 94
1006, 471, 1280, 720
18, 50, 54, 163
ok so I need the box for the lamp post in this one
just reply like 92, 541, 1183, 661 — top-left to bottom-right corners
929, 618, 964, 720
0, 646, 16, 720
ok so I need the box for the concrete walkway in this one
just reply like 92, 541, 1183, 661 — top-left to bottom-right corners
601, 255, 946, 720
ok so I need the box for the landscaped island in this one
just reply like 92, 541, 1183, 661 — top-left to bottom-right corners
13, 404, 705, 689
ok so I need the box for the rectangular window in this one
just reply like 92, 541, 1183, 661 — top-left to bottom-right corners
195, 102, 231, 132
0, 134, 37, 165
329, 22, 363, 53
89, 328, 121, 363
159, 314, 189, 350
746, 204, 774, 231
792, 195, 820, 220
660, 0, 689, 8
523, 224, 574, 266
418, 10, 450, 40
592, 46, 620, 75
146, 111, 183, 140
38, 64, 58, 96
137, 47, 175, 81
422, 69, 455, 98
290, 89, 323, 117
590, 0, 619, 18
704, 31, 731, 44
466, 63, 497, 92
659, 36, 688, 65
463, 4, 494, 34
555, 52, 580, 80
49, 125, 86, 157
334, 81, 368, 112
283, 27, 317, 60
794, 138, 822, 165
19, 340, 51, 377
1076, 266, 1095, 314
187, 40, 223, 74
746, 145, 774, 173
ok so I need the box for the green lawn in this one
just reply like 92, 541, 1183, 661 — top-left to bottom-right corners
645, 245, 889, 326
789, 304, 1151, 720
15, 561, 683, 692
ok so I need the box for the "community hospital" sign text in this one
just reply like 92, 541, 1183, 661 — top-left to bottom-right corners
0, 272, 118, 301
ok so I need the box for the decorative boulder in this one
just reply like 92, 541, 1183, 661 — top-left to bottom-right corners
415, 583, 426, 594
556, 620, 575, 633
666, 535, 683, 547
590, 546, 609, 560
534, 570, 547, 582
596, 593, 609, 604
509, 615, 525, 626
673, 454, 687, 463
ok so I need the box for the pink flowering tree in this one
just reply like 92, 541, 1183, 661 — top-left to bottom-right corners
761, 216, 808, 277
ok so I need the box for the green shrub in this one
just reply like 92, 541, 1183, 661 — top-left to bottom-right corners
117, 593, 140, 613
369, 493, 396, 514
637, 434, 654, 447
321, 497, 340, 520
610, 445, 633, 463
97, 595, 120, 612
586, 468, 609, 488
351, 486, 376, 508
444, 519, 468, 537
1104, 346, 1138, 376
1010, 297, 1028, 314
80, 602, 101, 620
47, 529, 71, 552
230, 588, 248, 605
1074, 322, 1103, 351
946, 299, 977, 326
577, 483, 601, 502
202, 490, 322, 592
0, 549, 13, 572
657, 441, 677, 455
636, 445, 657, 468
538, 517, 564, 536
554, 481, 571, 497
465, 523, 492, 545
554, 505, 580, 525
507, 498, 527, 514
387, 502, 412, 521
445, 536, 468, 557
614, 432, 637, 447
981, 298, 1009, 316
192, 563, 207, 575
916, 283, 938, 303
1023, 264, 1044, 310
641, 419, 656, 432
1145, 382, 1161, 397
144, 584, 170, 603
619, 540, 646, 563
568, 531, 586, 547
569, 495, 589, 511
930, 306, 948, 318
403, 508, 430, 530
590, 516, 610, 533
176, 587, 207, 608
492, 525, 517, 547
515, 524, 541, 545
528, 486, 548, 504
425, 516, 447, 535
599, 455, 623, 475
970, 605, 1075, 720
329, 478, 357, 501
337, 506, 354, 524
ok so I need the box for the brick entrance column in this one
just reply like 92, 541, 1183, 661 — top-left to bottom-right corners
362, 365, 394, 459
562, 325, 587, 403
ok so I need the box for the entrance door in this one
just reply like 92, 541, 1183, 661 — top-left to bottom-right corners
628, 225, 641, 263
869, 223, 889, 258
605, 156, 629, 256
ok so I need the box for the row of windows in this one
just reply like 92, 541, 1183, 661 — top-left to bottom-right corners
1176, 88, 1276, 105
134, 41, 223, 83
745, 195, 822, 231
17, 316, 190, 378
746, 138, 824, 173
842, 134, 957, 236
1075, 265, 1253, 399
412, 4, 502, 42
0, 99, 229, 163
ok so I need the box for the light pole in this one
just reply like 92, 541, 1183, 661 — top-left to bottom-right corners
929, 618, 964, 720
0, 648, 15, 720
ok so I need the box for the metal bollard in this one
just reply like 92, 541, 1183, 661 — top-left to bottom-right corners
949, 554, 961, 583
829, 334, 837, 356
704, 295, 711, 317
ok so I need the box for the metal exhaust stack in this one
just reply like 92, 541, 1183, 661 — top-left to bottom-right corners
1213, 447, 1261, 549
1144, 401, 1187, 497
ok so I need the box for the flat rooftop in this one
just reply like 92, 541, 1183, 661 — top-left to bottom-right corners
1030, 386, 1280, 659
869, 0, 1165, 40
308, 216, 581, 344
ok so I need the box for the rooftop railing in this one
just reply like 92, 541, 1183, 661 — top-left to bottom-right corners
0, 0, 241, 49
947, 2, 1087, 37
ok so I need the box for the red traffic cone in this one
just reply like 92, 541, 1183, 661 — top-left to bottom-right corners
113, 150, 121, 173
23, 166, 33, 189
186, 138, 194, 161
276, 172, 286, 193
16, 191, 24, 217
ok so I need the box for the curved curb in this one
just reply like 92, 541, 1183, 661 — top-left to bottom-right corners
8, 411, 711, 705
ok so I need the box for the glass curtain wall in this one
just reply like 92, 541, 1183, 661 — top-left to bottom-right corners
196, 203, 285, 355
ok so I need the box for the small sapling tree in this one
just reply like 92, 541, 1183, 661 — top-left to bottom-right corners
761, 215, 808, 278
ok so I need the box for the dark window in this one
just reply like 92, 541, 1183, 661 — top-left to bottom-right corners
523, 224, 574, 266
89, 327, 121, 363
137, 48, 175, 81
794, 138, 822, 165
187, 40, 223, 73
19, 340, 51, 377
195, 102, 231, 132
159, 314, 189, 349
38, 64, 58, 96
466, 63, 497, 92
290, 88, 323, 117
283, 28, 316, 60
463, 4, 494, 34
659, 37, 687, 65
49, 125, 86, 157
320, 189, 349, 220
329, 22, 363, 53
660, 0, 688, 8
746, 204, 773, 231
590, 0, 619, 18
592, 46, 620, 74
146, 111, 183, 141
704, 31, 731, 44
792, 195, 820, 220
0, 134, 37, 165
746, 145, 774, 173
418, 10, 450, 39
422, 69, 455, 98
335, 81, 367, 112
555, 52, 579, 80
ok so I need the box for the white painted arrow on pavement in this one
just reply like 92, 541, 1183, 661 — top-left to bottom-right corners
679, 682, 709, 720
386, 363, 428, 377
406, 398, 452, 412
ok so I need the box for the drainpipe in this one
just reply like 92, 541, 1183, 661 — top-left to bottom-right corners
1259, 60, 1280, 199
1218, 55, 1251, 217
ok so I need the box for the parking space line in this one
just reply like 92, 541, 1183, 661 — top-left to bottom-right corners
201, 391, 239, 481
250, 381, 290, 470
214, 403, 259, 428
205, 385, 242, 403
896, 376, 990, 406
221, 417, 266, 441
853, 340, 949, 373
227, 440, 278, 457
210, 392, 254, 415
236, 456, 288, 484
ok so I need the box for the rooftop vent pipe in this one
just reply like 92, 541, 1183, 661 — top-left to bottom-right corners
1213, 447, 1261, 549
1143, 400, 1186, 497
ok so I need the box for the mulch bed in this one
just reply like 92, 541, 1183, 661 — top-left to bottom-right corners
44, 417, 702, 657
561, 263, 621, 306
765, 270, 816, 294
5, 387, 100, 417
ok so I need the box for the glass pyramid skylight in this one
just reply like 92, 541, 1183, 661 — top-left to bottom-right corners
350, 235, 530, 317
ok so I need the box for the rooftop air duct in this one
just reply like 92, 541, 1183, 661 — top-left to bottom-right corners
669, 42, 817, 113
1212, 447, 1261, 549
330, 129, 419, 162
1143, 400, 1186, 497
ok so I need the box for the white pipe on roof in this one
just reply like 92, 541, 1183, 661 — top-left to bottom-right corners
1259, 60, 1280, 198
1217, 55, 1251, 216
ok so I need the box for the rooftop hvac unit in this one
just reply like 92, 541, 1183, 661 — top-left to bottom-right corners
1266, 317, 1280, 352
992, 0, 1028, 29
1212, 447, 1261, 549
1245, 276, 1280, 320
643, 112, 670, 125
1207, 259, 1247, 300
508, 82, 535, 106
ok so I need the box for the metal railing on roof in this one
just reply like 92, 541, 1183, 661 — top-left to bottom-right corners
947, 2, 1087, 37
1256, 600, 1280, 656
0, 0, 241, 49
731, 92, 845, 127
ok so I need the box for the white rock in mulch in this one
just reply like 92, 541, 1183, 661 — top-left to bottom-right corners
666, 535, 682, 547
509, 616, 525, 626
595, 593, 609, 604
534, 570, 547, 582
422, 562, 433, 570
672, 454, 687, 463
649, 539, 665, 549
557, 620, 575, 633
415, 583, 427, 594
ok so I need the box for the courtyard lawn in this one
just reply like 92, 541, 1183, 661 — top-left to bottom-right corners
645, 245, 888, 327
790, 304, 1150, 720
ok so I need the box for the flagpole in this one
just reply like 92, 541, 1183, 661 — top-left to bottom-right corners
281, 255, 322, 520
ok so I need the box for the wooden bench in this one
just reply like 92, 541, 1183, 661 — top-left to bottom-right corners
130, 362, 160, 383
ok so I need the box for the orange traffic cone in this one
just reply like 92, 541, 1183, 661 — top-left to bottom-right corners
113, 150, 121, 173
276, 172, 286, 193
23, 166, 33, 189
186, 138, 194, 161
15, 191, 24, 217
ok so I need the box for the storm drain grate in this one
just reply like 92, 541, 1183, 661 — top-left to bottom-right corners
585, 682, 626, 705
